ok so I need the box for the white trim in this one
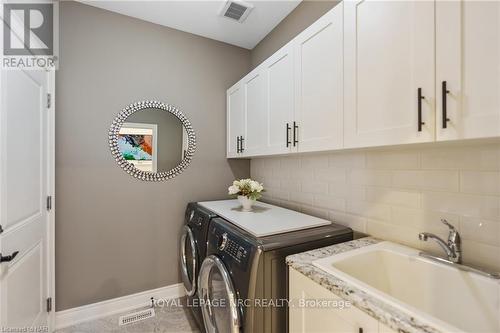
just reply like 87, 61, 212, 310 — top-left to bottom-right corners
47, 69, 56, 332
55, 283, 185, 330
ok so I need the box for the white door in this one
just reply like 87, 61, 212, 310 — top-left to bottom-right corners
227, 84, 245, 158
0, 69, 54, 331
436, 0, 500, 141
243, 71, 268, 157
344, 0, 435, 148
265, 44, 295, 155
294, 3, 344, 153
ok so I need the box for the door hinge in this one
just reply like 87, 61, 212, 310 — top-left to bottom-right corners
46, 297, 52, 312
47, 93, 51, 109
46, 196, 52, 211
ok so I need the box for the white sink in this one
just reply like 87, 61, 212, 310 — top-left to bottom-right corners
313, 241, 500, 333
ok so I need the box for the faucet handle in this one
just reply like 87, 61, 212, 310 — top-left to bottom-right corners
441, 219, 456, 231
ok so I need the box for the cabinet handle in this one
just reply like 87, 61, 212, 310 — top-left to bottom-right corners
417, 88, 425, 132
442, 81, 450, 129
236, 136, 240, 153
293, 121, 298, 146
286, 123, 291, 147
240, 136, 245, 153
358, 328, 363, 333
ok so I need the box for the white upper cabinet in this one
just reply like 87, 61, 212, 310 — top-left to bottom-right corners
266, 44, 295, 155
436, 0, 500, 141
243, 71, 268, 156
227, 1, 500, 159
227, 5, 344, 158
344, 0, 435, 148
295, 3, 344, 153
227, 83, 245, 158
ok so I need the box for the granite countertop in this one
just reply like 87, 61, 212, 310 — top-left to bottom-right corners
286, 237, 442, 333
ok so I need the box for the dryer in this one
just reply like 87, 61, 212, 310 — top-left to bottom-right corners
198, 217, 353, 333
180, 202, 217, 330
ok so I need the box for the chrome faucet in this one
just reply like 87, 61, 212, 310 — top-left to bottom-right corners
419, 219, 461, 264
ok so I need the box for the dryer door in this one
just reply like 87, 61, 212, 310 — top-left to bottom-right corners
180, 226, 197, 296
198, 255, 241, 333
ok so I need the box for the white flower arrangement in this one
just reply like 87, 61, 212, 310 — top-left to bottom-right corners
228, 178, 265, 201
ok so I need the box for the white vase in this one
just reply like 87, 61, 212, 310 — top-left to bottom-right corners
238, 195, 255, 212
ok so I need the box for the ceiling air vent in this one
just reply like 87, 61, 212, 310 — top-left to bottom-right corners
220, 0, 253, 23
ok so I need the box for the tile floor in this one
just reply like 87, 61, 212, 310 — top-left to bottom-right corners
56, 298, 199, 333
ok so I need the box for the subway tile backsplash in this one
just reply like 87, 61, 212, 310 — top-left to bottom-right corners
251, 143, 500, 271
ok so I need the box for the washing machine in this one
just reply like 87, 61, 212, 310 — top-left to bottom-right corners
198, 215, 353, 333
180, 202, 217, 330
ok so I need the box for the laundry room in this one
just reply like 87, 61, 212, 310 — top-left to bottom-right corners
1, 1, 499, 333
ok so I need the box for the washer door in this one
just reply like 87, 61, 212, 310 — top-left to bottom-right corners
198, 255, 241, 333
180, 226, 197, 296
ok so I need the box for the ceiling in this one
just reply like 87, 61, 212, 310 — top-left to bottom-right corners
80, 0, 302, 49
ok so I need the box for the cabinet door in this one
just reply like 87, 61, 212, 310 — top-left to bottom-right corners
265, 44, 295, 155
344, 0, 435, 148
436, 1, 500, 141
294, 3, 344, 153
289, 268, 378, 333
243, 71, 268, 157
227, 84, 245, 158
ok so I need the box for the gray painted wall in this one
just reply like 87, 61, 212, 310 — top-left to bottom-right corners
250, 0, 339, 69
56, 2, 250, 311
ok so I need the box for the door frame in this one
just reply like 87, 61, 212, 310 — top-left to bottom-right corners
47, 69, 56, 332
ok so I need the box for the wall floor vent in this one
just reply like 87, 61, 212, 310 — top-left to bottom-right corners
118, 308, 155, 326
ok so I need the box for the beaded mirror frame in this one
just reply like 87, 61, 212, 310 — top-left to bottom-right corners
108, 100, 196, 181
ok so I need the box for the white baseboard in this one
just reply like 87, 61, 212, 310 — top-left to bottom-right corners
55, 283, 185, 330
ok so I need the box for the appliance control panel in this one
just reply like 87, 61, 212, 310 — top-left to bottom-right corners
216, 232, 251, 266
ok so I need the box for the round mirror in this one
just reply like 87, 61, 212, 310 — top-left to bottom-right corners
109, 100, 196, 181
